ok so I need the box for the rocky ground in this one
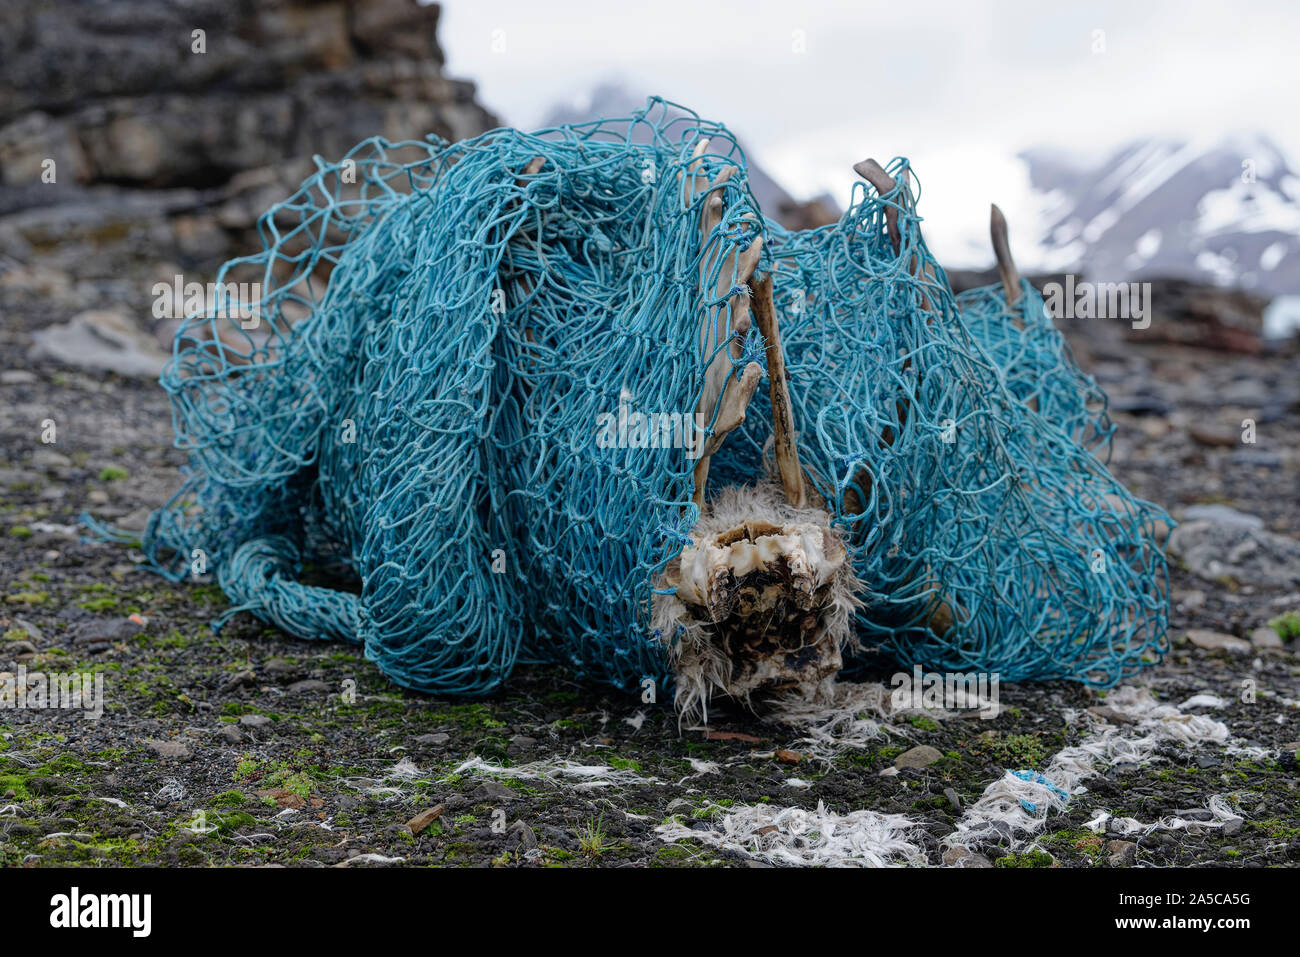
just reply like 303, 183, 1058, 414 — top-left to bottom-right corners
1, 290, 1297, 868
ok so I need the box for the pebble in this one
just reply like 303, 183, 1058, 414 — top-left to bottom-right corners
77, 618, 142, 646
1180, 505, 1263, 529
1106, 840, 1137, 866
0, 370, 38, 385
1188, 423, 1241, 447
141, 738, 191, 760
31, 448, 72, 470
470, 781, 516, 803
415, 733, 450, 747
287, 679, 331, 695
263, 657, 296, 676
894, 745, 943, 769
1168, 520, 1300, 589
1185, 629, 1253, 654
238, 714, 272, 728
1249, 626, 1283, 649
942, 846, 992, 867
506, 819, 538, 852
215, 724, 244, 745
406, 805, 445, 835
219, 670, 256, 693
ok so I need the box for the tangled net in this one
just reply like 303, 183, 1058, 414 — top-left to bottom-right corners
110, 98, 1171, 699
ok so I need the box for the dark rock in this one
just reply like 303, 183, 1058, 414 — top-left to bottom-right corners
219, 669, 256, 693
287, 678, 331, 695
76, 617, 141, 645
141, 738, 191, 759
1106, 840, 1138, 866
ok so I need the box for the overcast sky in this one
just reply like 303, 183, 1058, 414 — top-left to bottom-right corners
438, 1, 1300, 266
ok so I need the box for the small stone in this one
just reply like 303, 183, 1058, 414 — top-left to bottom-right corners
894, 745, 943, 769
238, 714, 272, 728
220, 669, 256, 693
1222, 817, 1244, 837
506, 819, 538, 851
1088, 705, 1139, 725
255, 788, 305, 809
1174, 589, 1206, 612
775, 749, 802, 765
12, 619, 43, 642
142, 738, 190, 760
470, 781, 516, 802
1175, 808, 1214, 821
216, 724, 244, 745
1106, 840, 1137, 866
87, 489, 110, 505
1249, 626, 1283, 649
31, 448, 72, 470
263, 657, 295, 676
415, 732, 450, 747
5, 640, 37, 656
1185, 629, 1252, 654
943, 787, 962, 810
1181, 505, 1263, 528
1188, 424, 1241, 447
942, 846, 991, 867
406, 804, 445, 835
287, 679, 331, 695
0, 370, 37, 385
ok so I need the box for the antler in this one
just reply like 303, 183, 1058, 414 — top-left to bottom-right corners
681, 138, 764, 509
990, 203, 1022, 309
750, 273, 808, 507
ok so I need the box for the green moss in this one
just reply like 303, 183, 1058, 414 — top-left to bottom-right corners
77, 596, 119, 612
979, 732, 1049, 768
909, 715, 940, 732
98, 466, 129, 482
9, 526, 33, 539
1267, 611, 1300, 641
0, 773, 31, 799
212, 789, 248, 807
5, 591, 49, 605
994, 850, 1054, 868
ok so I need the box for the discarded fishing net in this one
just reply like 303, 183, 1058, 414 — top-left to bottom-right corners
112, 98, 1171, 712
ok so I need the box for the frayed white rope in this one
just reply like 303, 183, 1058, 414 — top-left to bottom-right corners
945, 686, 1232, 855
335, 853, 406, 866
765, 680, 898, 760
1083, 794, 1244, 837
454, 756, 658, 789
655, 800, 926, 867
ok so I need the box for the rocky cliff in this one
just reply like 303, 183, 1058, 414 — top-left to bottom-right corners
0, 0, 499, 371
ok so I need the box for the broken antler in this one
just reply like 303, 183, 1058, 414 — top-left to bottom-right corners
750, 273, 808, 508
990, 203, 1022, 309
681, 138, 764, 509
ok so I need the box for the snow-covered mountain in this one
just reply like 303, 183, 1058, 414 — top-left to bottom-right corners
1024, 134, 1300, 297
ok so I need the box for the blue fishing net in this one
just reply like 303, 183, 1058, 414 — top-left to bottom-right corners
105, 97, 1171, 698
